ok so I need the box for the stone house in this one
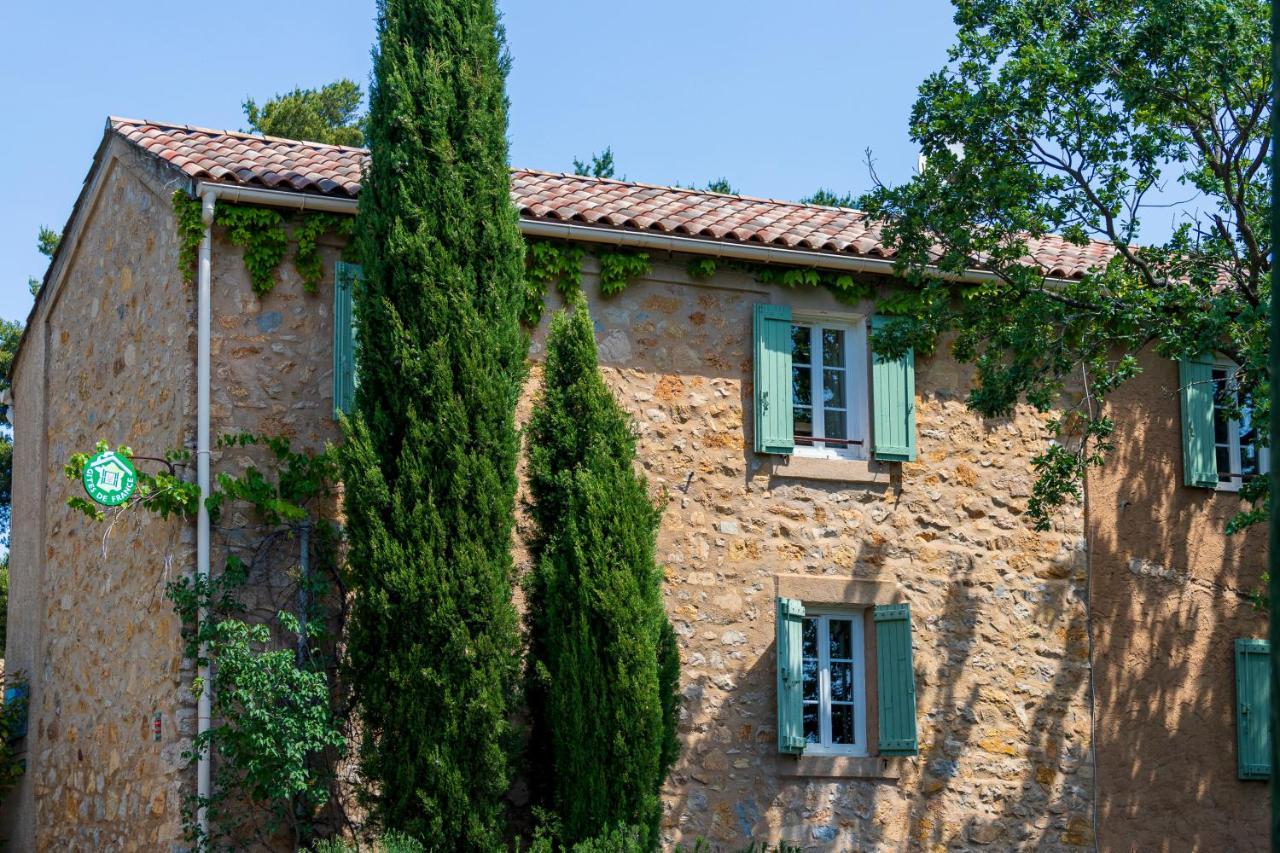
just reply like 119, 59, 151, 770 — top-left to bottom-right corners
0, 117, 1267, 851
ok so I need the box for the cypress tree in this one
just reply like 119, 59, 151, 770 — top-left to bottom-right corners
525, 302, 681, 849
340, 0, 525, 845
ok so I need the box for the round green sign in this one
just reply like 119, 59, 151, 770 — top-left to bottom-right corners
82, 450, 138, 507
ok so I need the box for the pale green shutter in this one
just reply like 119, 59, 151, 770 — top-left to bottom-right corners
754, 304, 794, 454
875, 603, 918, 756
776, 597, 806, 754
1179, 356, 1217, 487
870, 316, 916, 462
333, 262, 361, 418
1235, 639, 1271, 780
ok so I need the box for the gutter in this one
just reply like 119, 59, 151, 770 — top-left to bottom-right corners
193, 181, 1027, 284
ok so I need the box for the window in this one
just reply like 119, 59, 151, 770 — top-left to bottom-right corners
790, 320, 868, 460
800, 610, 868, 756
1212, 363, 1268, 490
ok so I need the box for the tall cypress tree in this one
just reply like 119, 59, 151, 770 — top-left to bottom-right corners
525, 302, 680, 849
340, 0, 525, 845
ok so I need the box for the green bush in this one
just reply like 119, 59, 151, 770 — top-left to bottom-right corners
524, 303, 680, 849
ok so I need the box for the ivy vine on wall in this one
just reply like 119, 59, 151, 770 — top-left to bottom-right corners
519, 238, 893, 328
172, 191, 355, 296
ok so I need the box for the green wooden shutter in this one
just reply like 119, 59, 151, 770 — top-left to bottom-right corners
875, 603, 919, 756
754, 304, 795, 454
1235, 638, 1271, 780
1179, 355, 1217, 487
333, 262, 361, 418
870, 316, 917, 462
776, 597, 806, 754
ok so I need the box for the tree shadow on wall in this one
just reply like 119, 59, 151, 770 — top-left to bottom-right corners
1085, 363, 1267, 853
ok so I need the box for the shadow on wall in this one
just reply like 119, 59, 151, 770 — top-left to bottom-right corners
1086, 354, 1268, 853
658, 379, 1094, 848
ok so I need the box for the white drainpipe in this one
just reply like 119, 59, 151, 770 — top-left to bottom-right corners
189, 182, 358, 841
196, 188, 215, 839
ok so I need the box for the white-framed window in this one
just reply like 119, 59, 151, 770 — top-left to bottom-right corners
800, 609, 868, 756
790, 317, 869, 460
1212, 362, 1269, 491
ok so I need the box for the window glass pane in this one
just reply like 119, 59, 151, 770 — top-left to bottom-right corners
794, 408, 813, 439
830, 662, 854, 703
803, 705, 820, 743
828, 619, 852, 659
1240, 398, 1260, 476
802, 617, 818, 656
1214, 410, 1230, 445
824, 410, 848, 441
802, 660, 819, 701
822, 328, 845, 368
793, 366, 812, 407
830, 704, 854, 745
1216, 446, 1231, 476
791, 325, 811, 364
823, 368, 846, 409
1241, 439, 1260, 477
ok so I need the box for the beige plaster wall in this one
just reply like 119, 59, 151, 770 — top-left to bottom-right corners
1086, 349, 1269, 852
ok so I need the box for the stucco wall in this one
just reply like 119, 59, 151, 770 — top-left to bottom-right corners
1087, 349, 1269, 852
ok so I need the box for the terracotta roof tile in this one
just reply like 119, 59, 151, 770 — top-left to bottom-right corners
109, 117, 1117, 280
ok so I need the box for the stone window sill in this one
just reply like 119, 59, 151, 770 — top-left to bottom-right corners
764, 455, 892, 484
780, 754, 903, 780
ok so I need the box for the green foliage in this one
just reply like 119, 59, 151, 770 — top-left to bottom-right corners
525, 303, 679, 849
801, 189, 857, 209
244, 80, 366, 147
0, 317, 21, 545
597, 250, 652, 297
293, 213, 356, 293
172, 191, 352, 295
524, 241, 587, 325
685, 258, 717, 280
858, 0, 1271, 530
174, 190, 206, 284
526, 822, 648, 853
66, 436, 345, 850
36, 226, 60, 258
192, 617, 344, 849
0, 555, 7, 654
217, 206, 290, 296
312, 832, 425, 853
340, 0, 526, 846
573, 147, 616, 179
0, 671, 28, 802
703, 178, 737, 194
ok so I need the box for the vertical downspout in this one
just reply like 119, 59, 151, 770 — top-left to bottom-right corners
196, 189, 216, 840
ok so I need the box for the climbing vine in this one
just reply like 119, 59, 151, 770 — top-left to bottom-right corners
66, 437, 348, 851
173, 192, 355, 296
519, 238, 892, 327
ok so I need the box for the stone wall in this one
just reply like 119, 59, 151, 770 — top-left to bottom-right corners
5, 138, 197, 851
8, 147, 1098, 849
528, 258, 1095, 850
1086, 349, 1269, 852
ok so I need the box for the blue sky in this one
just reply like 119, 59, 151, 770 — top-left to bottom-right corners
0, 1, 961, 325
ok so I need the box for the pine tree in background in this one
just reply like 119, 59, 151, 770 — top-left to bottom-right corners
339, 0, 525, 845
525, 302, 680, 849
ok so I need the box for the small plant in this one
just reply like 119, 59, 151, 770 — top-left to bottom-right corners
0, 671, 29, 804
